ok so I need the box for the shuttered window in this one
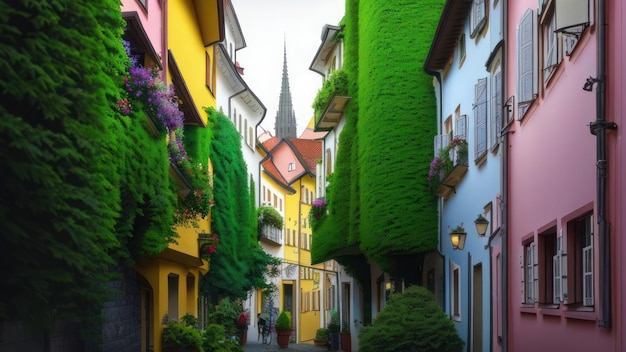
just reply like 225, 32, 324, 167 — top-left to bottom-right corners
470, 0, 486, 38
518, 9, 537, 118
491, 70, 502, 149
474, 78, 488, 159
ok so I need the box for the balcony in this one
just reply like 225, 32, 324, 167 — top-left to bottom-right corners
312, 69, 349, 132
259, 224, 282, 246
429, 137, 468, 200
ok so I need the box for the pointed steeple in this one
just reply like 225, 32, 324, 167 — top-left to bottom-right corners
274, 40, 297, 140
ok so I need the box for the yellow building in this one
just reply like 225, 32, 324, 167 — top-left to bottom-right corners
122, 0, 224, 350
259, 136, 328, 343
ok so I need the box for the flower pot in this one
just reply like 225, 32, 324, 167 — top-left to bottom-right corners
276, 329, 292, 348
329, 332, 340, 350
314, 339, 328, 347
340, 332, 351, 352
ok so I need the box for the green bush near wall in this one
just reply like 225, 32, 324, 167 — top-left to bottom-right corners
358, 285, 464, 352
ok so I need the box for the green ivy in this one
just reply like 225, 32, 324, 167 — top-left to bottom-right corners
258, 206, 284, 229
312, 69, 348, 121
200, 108, 279, 302
311, 0, 443, 276
0, 0, 127, 332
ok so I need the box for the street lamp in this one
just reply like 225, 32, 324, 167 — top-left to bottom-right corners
474, 214, 489, 237
449, 231, 467, 250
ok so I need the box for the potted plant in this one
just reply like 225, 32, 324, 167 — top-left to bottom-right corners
328, 310, 340, 351
340, 320, 351, 352
275, 311, 292, 348
161, 320, 202, 352
314, 327, 329, 347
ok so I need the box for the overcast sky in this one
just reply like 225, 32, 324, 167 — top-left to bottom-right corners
231, 0, 345, 136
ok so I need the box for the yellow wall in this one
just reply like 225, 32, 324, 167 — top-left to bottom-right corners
134, 2, 221, 350
167, 0, 218, 126
136, 257, 207, 352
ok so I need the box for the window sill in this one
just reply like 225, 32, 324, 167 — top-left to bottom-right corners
564, 308, 596, 321
539, 305, 561, 317
519, 305, 536, 315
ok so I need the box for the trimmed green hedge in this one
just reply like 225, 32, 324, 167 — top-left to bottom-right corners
359, 285, 464, 352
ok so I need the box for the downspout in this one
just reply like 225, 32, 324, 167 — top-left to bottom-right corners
501, 0, 509, 349
591, 0, 614, 329
424, 69, 446, 312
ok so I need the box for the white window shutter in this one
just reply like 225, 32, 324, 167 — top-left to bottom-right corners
474, 78, 488, 158
491, 71, 502, 148
553, 234, 562, 303
455, 115, 467, 140
518, 9, 536, 103
583, 215, 594, 306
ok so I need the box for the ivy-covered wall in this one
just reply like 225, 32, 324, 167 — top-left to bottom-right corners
312, 0, 443, 277
200, 108, 276, 301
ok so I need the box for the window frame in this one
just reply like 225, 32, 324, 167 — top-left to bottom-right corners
470, 0, 488, 38
474, 78, 488, 161
522, 238, 537, 305
450, 261, 461, 321
517, 9, 538, 120
565, 212, 594, 309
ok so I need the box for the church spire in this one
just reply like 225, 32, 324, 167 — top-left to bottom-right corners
274, 40, 297, 140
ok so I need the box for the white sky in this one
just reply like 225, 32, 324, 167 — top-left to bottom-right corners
231, 0, 345, 136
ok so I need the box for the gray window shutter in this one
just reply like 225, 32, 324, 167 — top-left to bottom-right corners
474, 78, 488, 159
455, 115, 467, 140
491, 71, 502, 148
518, 9, 536, 103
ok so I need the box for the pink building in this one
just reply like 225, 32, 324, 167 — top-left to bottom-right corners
504, 0, 623, 350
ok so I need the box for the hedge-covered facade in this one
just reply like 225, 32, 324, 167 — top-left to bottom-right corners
312, 1, 444, 282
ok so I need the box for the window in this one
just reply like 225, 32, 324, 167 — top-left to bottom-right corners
474, 78, 488, 160
455, 114, 467, 140
542, 9, 559, 82
517, 9, 537, 119
523, 240, 537, 304
538, 229, 559, 305
325, 148, 332, 176
458, 34, 466, 67
288, 162, 296, 172
490, 68, 502, 149
450, 262, 461, 320
566, 213, 594, 307
205, 51, 214, 93
470, 0, 487, 38
137, 0, 147, 11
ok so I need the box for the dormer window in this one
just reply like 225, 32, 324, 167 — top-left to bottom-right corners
288, 162, 296, 172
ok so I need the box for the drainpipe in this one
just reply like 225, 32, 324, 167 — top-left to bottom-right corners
426, 70, 446, 313
590, 0, 614, 329
501, 0, 509, 349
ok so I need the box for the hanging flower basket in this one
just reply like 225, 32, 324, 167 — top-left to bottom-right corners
198, 233, 219, 259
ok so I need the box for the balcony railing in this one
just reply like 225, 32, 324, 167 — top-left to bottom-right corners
259, 224, 282, 246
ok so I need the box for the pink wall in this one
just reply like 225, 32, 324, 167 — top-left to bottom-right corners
121, 0, 165, 69
506, 0, 616, 350
272, 143, 306, 185
607, 0, 625, 350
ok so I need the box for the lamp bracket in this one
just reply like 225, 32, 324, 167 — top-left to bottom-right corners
589, 120, 617, 135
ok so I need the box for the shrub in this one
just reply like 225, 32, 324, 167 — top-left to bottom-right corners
202, 324, 243, 352
327, 309, 340, 333
358, 285, 464, 352
162, 321, 202, 349
315, 327, 330, 341
258, 206, 284, 228
275, 311, 291, 331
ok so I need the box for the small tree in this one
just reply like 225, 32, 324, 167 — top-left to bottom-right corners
359, 285, 464, 352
